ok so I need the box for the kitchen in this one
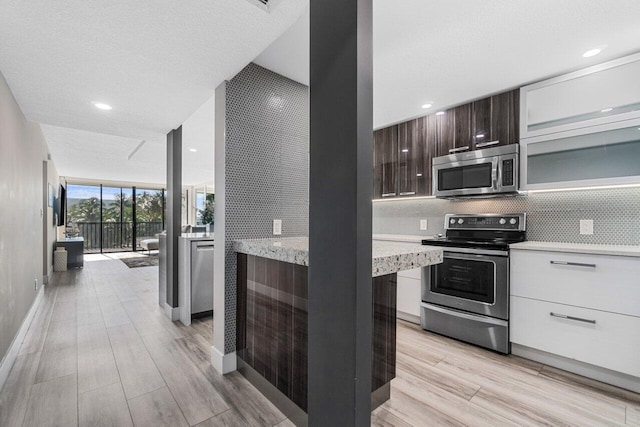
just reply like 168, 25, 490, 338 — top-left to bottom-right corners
212, 32, 640, 424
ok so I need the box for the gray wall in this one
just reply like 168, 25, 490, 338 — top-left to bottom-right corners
373, 187, 640, 245
221, 63, 309, 354
0, 70, 51, 362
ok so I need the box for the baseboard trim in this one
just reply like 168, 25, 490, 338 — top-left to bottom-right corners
512, 343, 640, 393
0, 285, 45, 392
397, 311, 420, 325
163, 303, 180, 321
211, 346, 236, 374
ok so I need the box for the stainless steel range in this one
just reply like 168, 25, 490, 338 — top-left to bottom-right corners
420, 213, 526, 354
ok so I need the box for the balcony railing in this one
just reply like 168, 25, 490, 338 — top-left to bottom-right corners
75, 221, 164, 253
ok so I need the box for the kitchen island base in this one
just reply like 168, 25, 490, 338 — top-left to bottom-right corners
236, 253, 397, 426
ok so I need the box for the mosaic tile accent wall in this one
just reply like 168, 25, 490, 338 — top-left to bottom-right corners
223, 63, 309, 354
373, 187, 640, 246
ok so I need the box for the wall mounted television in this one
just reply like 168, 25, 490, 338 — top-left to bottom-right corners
55, 184, 66, 226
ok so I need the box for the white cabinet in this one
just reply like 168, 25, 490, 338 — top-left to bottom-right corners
511, 296, 640, 378
510, 248, 640, 379
520, 118, 640, 190
397, 268, 422, 322
520, 52, 640, 139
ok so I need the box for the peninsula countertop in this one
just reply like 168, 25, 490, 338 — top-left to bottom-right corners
233, 236, 443, 277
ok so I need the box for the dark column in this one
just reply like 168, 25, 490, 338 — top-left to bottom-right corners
308, 0, 373, 425
166, 126, 182, 308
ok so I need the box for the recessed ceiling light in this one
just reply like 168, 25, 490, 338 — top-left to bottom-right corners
435, 111, 445, 116
421, 103, 433, 109
93, 102, 112, 110
189, 148, 197, 152
582, 48, 602, 58
601, 107, 613, 113
476, 134, 485, 139
401, 149, 409, 153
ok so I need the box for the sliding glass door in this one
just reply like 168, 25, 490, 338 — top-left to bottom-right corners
65, 184, 164, 254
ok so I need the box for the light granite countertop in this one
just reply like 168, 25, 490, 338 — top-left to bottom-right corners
233, 237, 443, 277
510, 241, 640, 258
373, 234, 432, 244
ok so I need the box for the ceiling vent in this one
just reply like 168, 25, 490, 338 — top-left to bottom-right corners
245, 0, 282, 12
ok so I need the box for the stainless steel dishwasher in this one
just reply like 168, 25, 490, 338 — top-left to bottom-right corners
190, 240, 214, 316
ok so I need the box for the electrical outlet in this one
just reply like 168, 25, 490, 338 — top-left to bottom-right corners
580, 219, 594, 235
420, 219, 428, 230
273, 219, 282, 235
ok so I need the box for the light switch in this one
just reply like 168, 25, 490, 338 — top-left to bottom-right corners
273, 219, 282, 235
420, 219, 428, 230
579, 219, 594, 235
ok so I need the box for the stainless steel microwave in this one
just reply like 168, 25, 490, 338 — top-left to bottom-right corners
432, 144, 519, 198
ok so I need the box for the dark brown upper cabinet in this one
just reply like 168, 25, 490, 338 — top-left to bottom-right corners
473, 89, 520, 150
373, 126, 398, 199
436, 104, 472, 156
373, 88, 519, 199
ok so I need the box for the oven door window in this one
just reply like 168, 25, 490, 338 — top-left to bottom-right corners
431, 256, 495, 304
438, 163, 493, 191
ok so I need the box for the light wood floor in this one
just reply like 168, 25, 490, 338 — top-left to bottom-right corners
1, 255, 638, 427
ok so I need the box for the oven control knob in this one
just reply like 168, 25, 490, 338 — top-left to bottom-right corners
457, 219, 464, 224
499, 218, 506, 225
450, 218, 456, 224
510, 218, 517, 225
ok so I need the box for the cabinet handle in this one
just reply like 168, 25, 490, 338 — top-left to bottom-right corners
475, 140, 500, 148
381, 193, 396, 197
448, 146, 470, 154
399, 192, 416, 196
550, 261, 596, 268
550, 312, 596, 324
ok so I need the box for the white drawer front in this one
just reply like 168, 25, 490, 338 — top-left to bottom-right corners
397, 267, 422, 280
397, 276, 421, 318
511, 296, 640, 377
511, 249, 640, 317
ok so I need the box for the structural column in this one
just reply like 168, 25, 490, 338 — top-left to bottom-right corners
308, 0, 373, 425
166, 126, 182, 317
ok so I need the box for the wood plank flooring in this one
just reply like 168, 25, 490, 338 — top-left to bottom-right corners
1, 253, 638, 426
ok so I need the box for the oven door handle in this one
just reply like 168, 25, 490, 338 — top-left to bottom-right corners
421, 302, 508, 326
427, 246, 509, 257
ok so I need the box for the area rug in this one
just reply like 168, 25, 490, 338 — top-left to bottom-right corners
120, 254, 159, 268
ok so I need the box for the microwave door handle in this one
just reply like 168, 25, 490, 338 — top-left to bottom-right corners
493, 159, 499, 190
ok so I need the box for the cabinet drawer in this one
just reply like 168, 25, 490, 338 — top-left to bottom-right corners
511, 250, 640, 317
511, 296, 640, 377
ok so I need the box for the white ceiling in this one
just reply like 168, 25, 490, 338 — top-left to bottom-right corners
0, 0, 307, 184
3, 0, 640, 184
256, 0, 640, 129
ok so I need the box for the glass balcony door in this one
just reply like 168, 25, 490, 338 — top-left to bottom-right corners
66, 184, 164, 254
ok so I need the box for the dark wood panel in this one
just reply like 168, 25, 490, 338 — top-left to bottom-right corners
490, 89, 519, 147
416, 115, 437, 196
472, 97, 492, 148
436, 105, 472, 156
397, 120, 417, 196
373, 127, 398, 198
237, 255, 398, 412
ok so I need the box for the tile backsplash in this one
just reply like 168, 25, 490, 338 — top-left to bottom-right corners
373, 187, 640, 246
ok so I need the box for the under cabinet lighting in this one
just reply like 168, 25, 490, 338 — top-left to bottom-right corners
93, 102, 112, 110
421, 103, 433, 109
435, 111, 445, 116
528, 183, 640, 193
583, 48, 602, 58
601, 107, 613, 113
